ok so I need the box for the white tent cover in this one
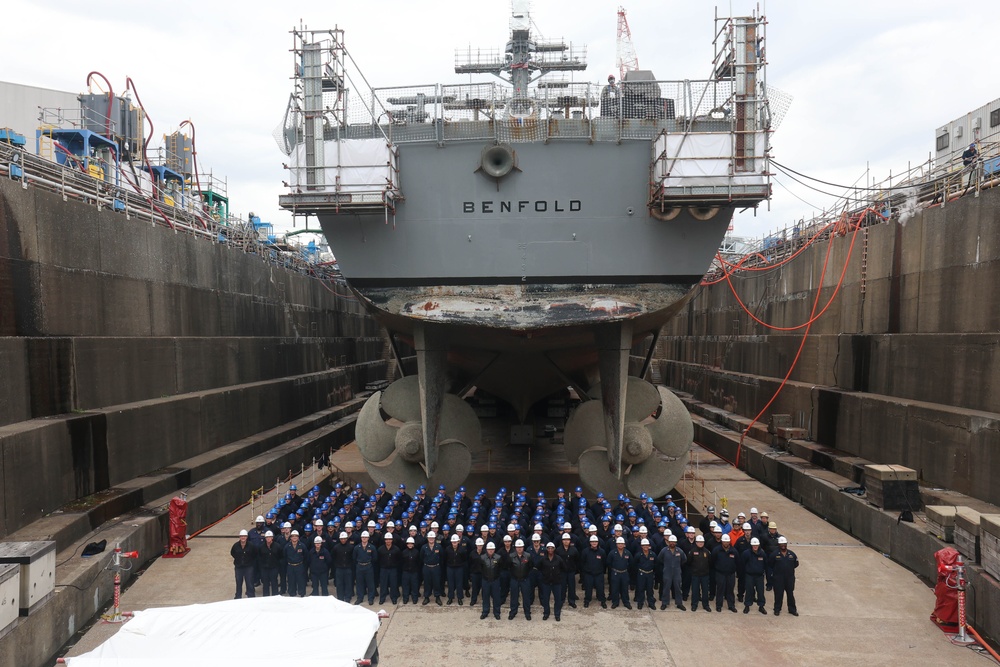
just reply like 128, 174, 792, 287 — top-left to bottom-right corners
66, 596, 381, 667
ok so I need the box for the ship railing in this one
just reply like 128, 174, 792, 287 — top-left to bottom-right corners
709, 139, 1000, 277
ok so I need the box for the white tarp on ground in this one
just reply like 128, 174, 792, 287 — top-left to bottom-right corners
65, 596, 381, 667
653, 132, 768, 187
288, 138, 394, 192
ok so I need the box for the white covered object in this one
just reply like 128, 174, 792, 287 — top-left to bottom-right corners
653, 131, 767, 187
288, 138, 395, 193
65, 596, 380, 667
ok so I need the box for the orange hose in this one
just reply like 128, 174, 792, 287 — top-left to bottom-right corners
967, 624, 1000, 663
733, 206, 869, 468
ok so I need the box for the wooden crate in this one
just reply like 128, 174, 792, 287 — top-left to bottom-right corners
981, 515, 1000, 581
864, 465, 921, 511
954, 507, 981, 563
925, 505, 956, 542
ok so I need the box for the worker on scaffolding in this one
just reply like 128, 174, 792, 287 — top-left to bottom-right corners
963, 142, 979, 188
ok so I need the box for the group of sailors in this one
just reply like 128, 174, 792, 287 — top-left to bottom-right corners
230, 481, 799, 620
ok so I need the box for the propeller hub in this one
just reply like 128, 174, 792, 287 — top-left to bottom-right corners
622, 422, 653, 465
395, 422, 424, 462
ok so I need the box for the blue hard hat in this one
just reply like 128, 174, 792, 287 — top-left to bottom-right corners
479, 488, 486, 495
459, 486, 466, 492
617, 494, 625, 501
266, 512, 275, 519
628, 510, 636, 517
420, 521, 428, 527
575, 486, 583, 493
520, 487, 527, 493
290, 485, 297, 491
489, 522, 497, 529
640, 492, 647, 499
557, 488, 565, 493
327, 520, 336, 526
312, 485, 319, 492
304, 524, 312, 531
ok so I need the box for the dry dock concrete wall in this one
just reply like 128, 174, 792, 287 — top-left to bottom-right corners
0, 178, 387, 539
658, 186, 1000, 506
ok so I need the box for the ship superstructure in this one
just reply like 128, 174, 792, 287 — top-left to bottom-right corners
278, 4, 775, 495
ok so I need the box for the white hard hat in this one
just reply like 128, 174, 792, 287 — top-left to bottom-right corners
515, 539, 524, 547
665, 529, 672, 536
291, 530, 299, 536
282, 522, 292, 528
503, 535, 512, 542
431, 521, 440, 529
778, 536, 788, 544
613, 524, 623, 532
345, 521, 354, 528
721, 534, 731, 542
750, 537, 760, 546
639, 526, 648, 534
695, 535, 704, 542
361, 530, 370, 538
668, 535, 678, 542
456, 524, 464, 532
314, 519, 323, 526
450, 534, 459, 542
615, 537, 625, 544
709, 520, 718, 528
264, 530, 274, 537
561, 533, 571, 540
339, 531, 348, 539
534, 523, 543, 531
737, 512, 746, 518
546, 542, 555, 549
384, 533, 393, 540
743, 522, 752, 530
531, 534, 541, 541
486, 541, 496, 549
563, 522, 572, 529
427, 531, 436, 539
367, 520, 376, 527
407, 537, 415, 544
409, 525, 418, 532
314, 536, 323, 543
590, 535, 599, 542
239, 529, 248, 536
686, 526, 695, 533
507, 524, 516, 532
255, 515, 264, 523
386, 521, 395, 528
481, 525, 490, 532
476, 538, 485, 546
640, 538, 650, 546
750, 507, 758, 514
588, 525, 598, 532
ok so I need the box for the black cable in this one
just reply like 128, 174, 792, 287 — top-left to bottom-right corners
771, 159, 952, 193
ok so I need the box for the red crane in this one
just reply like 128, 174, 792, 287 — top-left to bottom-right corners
616, 6, 640, 81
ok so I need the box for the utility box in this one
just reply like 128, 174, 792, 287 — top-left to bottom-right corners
0, 564, 18, 638
0, 541, 56, 616
863, 465, 921, 512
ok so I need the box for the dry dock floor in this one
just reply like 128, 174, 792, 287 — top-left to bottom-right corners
65, 443, 982, 666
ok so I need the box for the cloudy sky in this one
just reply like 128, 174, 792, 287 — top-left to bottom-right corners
4, 0, 998, 241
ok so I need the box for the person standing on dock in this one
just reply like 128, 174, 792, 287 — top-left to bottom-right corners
556, 533, 580, 609
769, 536, 799, 616
232, 529, 257, 599
480, 542, 504, 620
508, 539, 533, 620
308, 536, 331, 596
421, 531, 444, 606
712, 533, 739, 613
742, 538, 767, 615
688, 535, 711, 612
400, 536, 422, 604
657, 534, 686, 610
581, 535, 608, 609
537, 542, 567, 621
607, 537, 632, 609
258, 531, 283, 597
332, 532, 355, 602
284, 530, 308, 598
353, 531, 377, 605
377, 534, 401, 605
634, 538, 656, 610
445, 534, 468, 605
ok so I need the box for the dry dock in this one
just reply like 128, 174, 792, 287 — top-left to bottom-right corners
64, 444, 984, 667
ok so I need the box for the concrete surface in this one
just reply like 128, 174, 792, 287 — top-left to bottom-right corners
62, 446, 987, 667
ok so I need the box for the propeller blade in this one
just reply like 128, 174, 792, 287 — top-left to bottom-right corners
562, 400, 607, 464
428, 440, 472, 491
624, 377, 661, 422
355, 391, 397, 463
577, 447, 628, 497
381, 375, 422, 422
439, 394, 483, 452
362, 451, 429, 491
626, 450, 691, 498
647, 386, 694, 458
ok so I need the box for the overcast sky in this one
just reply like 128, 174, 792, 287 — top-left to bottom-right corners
4, 0, 998, 241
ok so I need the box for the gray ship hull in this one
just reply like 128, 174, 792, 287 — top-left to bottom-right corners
317, 139, 732, 412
